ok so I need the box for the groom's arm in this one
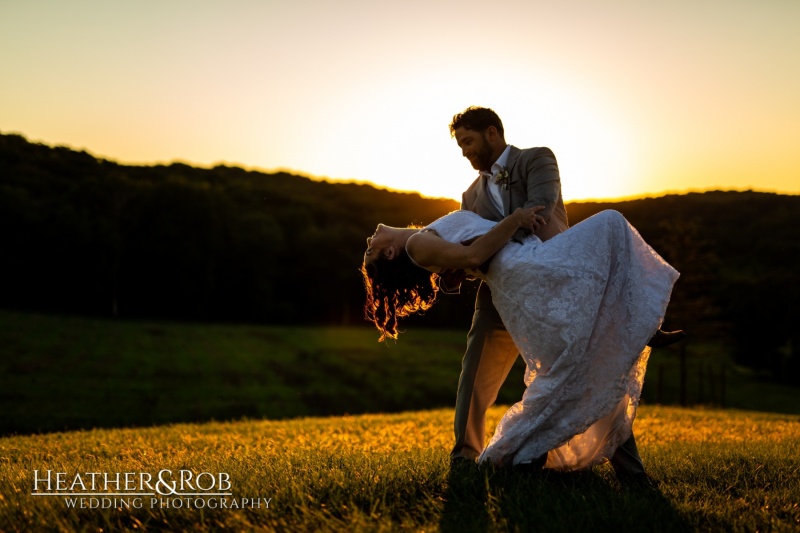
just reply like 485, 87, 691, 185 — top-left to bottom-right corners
521, 147, 561, 223
519, 147, 564, 240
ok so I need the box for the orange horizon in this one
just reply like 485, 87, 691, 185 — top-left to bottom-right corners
4, 128, 797, 205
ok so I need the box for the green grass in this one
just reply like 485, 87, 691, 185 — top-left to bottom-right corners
2, 310, 800, 436
2, 310, 799, 530
641, 339, 800, 414
1, 406, 798, 531
0, 310, 475, 434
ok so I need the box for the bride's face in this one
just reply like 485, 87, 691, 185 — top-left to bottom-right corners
365, 224, 393, 265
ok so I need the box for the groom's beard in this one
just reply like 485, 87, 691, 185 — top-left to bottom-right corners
472, 135, 495, 171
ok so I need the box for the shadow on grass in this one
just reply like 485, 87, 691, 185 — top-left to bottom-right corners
441, 464, 692, 532
440, 462, 491, 532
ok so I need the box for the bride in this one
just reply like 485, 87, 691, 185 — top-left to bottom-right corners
361, 206, 680, 470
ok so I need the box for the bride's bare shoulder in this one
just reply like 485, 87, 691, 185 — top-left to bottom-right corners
406, 229, 450, 268
407, 228, 441, 248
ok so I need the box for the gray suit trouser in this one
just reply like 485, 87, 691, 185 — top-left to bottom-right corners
451, 282, 645, 476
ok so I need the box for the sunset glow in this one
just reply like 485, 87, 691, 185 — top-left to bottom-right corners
1, 0, 798, 201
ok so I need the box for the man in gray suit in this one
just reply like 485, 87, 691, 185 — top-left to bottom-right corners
447, 106, 651, 482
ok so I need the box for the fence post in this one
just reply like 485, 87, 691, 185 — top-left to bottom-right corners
698, 362, 704, 404
709, 364, 717, 406
680, 344, 688, 406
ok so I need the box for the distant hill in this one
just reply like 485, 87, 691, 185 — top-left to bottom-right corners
0, 132, 459, 325
1, 132, 798, 381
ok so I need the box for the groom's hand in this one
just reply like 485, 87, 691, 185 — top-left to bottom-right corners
514, 205, 547, 234
438, 268, 470, 294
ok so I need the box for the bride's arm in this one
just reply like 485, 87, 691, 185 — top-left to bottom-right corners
407, 206, 545, 270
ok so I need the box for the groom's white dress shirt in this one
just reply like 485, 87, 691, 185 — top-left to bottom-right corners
479, 144, 511, 215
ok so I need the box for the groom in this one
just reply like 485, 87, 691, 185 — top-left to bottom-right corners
446, 106, 649, 482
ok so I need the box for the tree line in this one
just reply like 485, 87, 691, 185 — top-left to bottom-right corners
1, 132, 797, 382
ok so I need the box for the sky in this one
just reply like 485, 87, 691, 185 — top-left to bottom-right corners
1, 0, 798, 202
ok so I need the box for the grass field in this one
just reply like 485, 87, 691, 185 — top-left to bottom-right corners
2, 310, 799, 437
2, 311, 800, 530
1, 406, 799, 532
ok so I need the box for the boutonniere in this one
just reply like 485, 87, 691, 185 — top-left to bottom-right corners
494, 167, 510, 190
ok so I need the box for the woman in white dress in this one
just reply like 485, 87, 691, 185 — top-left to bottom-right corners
361, 207, 681, 470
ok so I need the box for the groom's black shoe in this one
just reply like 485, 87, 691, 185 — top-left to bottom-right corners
449, 456, 476, 471
647, 329, 686, 348
513, 453, 547, 474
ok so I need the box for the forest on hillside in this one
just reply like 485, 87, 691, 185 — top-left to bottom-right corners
1, 132, 798, 382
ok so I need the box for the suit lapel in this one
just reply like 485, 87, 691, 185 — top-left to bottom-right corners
475, 173, 504, 219
501, 146, 521, 216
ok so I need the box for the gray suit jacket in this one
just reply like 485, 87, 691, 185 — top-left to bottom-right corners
461, 146, 569, 242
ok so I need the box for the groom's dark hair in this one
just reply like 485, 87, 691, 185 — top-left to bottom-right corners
449, 106, 504, 138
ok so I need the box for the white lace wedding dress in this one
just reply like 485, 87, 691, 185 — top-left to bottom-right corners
422, 209, 679, 470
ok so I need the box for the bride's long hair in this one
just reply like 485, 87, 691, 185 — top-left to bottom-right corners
361, 252, 439, 341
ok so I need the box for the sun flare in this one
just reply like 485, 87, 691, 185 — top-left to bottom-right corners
285, 64, 640, 202
3, 1, 797, 203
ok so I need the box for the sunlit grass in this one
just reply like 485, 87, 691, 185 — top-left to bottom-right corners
1, 406, 798, 531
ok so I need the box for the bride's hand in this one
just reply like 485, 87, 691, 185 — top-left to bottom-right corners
513, 205, 547, 233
